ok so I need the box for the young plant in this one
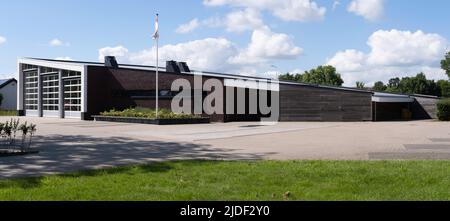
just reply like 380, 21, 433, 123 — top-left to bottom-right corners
3, 121, 12, 146
19, 122, 29, 152
0, 123, 4, 146
10, 118, 20, 146
0, 123, 4, 136
27, 123, 37, 149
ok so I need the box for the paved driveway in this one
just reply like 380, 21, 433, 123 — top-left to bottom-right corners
1, 116, 449, 178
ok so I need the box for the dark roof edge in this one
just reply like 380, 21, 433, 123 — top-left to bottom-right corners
0, 78, 17, 89
24, 57, 372, 94
411, 94, 441, 99
279, 80, 373, 94
371, 90, 442, 99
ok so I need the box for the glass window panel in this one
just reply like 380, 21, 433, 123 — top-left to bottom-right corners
42, 74, 59, 111
24, 70, 39, 110
63, 77, 82, 112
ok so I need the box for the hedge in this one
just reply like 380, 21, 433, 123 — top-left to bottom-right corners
100, 108, 199, 119
437, 99, 450, 121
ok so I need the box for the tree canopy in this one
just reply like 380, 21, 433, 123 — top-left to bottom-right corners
278, 65, 344, 87
437, 80, 450, 97
356, 82, 365, 89
373, 81, 387, 92
441, 52, 450, 79
277, 57, 449, 97
374, 73, 447, 97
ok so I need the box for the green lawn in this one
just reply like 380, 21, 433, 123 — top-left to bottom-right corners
0, 110, 17, 116
0, 160, 449, 201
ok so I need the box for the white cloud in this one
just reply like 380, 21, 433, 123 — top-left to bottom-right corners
176, 9, 263, 34
290, 68, 305, 74
98, 45, 129, 63
230, 26, 303, 64
176, 19, 201, 34
224, 8, 264, 33
332, 1, 341, 10
180, 1, 319, 34
327, 29, 449, 86
348, 0, 384, 21
327, 49, 366, 72
203, 0, 326, 22
98, 29, 302, 78
98, 39, 239, 72
54, 57, 73, 61
129, 38, 239, 72
49, 38, 70, 47
0, 36, 6, 45
202, 17, 223, 28
367, 30, 447, 66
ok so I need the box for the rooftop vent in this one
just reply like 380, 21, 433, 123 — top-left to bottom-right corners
166, 60, 181, 73
105, 56, 119, 68
177, 62, 191, 73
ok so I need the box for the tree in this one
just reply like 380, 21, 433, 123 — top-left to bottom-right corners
373, 81, 387, 92
386, 77, 401, 93
278, 73, 302, 82
438, 80, 450, 97
397, 73, 438, 95
441, 52, 450, 79
385, 73, 440, 96
388, 77, 400, 89
278, 66, 344, 86
356, 82, 365, 89
301, 65, 344, 86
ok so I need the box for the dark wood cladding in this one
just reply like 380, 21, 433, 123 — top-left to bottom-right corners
411, 96, 440, 119
279, 84, 373, 121
86, 66, 375, 122
86, 66, 226, 122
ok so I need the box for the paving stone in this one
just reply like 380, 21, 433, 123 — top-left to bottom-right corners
404, 144, 450, 150
429, 138, 450, 143
369, 152, 450, 160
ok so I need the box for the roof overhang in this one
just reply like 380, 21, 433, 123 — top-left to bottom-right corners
18, 58, 85, 72
224, 79, 280, 91
372, 92, 415, 103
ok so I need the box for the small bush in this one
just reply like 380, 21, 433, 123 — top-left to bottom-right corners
437, 99, 450, 121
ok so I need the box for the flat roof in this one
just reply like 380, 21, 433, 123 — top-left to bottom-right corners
20, 57, 372, 94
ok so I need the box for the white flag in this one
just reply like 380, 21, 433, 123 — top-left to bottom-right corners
152, 14, 159, 39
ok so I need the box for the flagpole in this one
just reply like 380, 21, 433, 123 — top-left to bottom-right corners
156, 34, 159, 118
155, 13, 159, 119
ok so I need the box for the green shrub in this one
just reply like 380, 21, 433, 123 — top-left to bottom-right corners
100, 108, 199, 119
437, 99, 450, 121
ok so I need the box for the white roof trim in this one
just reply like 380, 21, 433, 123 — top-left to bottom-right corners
372, 93, 415, 103
224, 79, 280, 91
18, 58, 85, 72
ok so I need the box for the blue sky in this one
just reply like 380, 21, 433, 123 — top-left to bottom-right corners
0, 0, 449, 86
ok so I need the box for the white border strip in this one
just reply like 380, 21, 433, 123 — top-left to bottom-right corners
18, 58, 85, 72
224, 79, 280, 91
372, 96, 415, 103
